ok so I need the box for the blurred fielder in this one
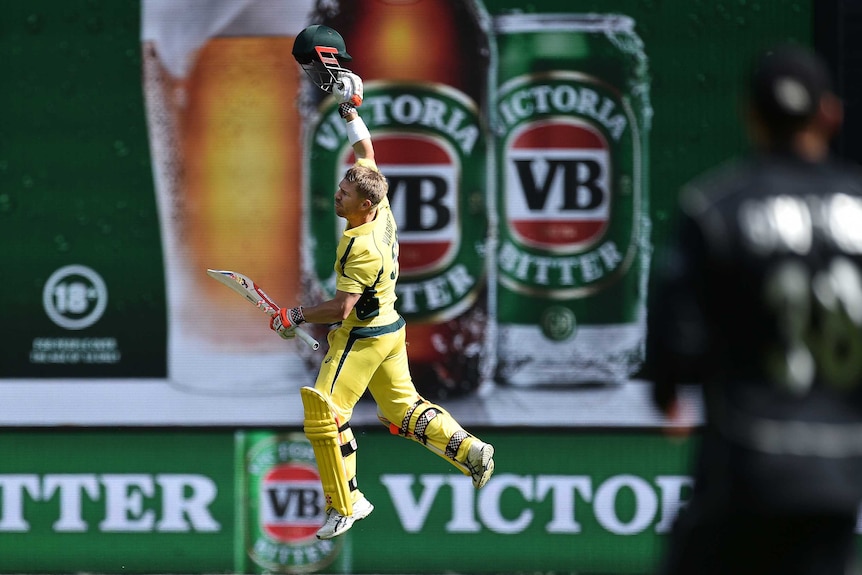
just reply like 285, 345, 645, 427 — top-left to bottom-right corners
271, 25, 495, 540
648, 44, 862, 574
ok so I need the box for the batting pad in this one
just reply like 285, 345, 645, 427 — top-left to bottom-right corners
381, 406, 470, 476
301, 387, 353, 516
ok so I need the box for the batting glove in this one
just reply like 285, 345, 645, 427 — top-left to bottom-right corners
270, 306, 305, 340
334, 72, 363, 107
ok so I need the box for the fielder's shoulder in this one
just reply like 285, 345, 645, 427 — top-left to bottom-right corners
679, 157, 753, 219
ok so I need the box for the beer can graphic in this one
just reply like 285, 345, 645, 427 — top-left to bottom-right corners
302, 0, 492, 399
492, 14, 653, 386
236, 431, 350, 574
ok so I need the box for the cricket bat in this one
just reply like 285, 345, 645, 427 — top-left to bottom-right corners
206, 269, 320, 350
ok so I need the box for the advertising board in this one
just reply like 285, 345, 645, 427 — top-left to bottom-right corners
0, 0, 811, 427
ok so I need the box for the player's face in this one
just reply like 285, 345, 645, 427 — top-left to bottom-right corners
335, 178, 366, 219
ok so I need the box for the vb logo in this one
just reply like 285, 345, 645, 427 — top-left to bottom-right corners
376, 134, 459, 275
505, 120, 610, 251
260, 463, 325, 542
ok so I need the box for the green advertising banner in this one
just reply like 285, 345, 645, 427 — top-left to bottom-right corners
348, 429, 697, 575
0, 0, 811, 427
0, 431, 234, 573
0, 428, 697, 574
0, 428, 857, 574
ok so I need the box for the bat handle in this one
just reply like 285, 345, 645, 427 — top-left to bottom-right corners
265, 307, 320, 350
296, 328, 321, 351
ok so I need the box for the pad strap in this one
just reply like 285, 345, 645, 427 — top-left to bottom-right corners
381, 401, 471, 477
339, 421, 358, 457
390, 399, 439, 445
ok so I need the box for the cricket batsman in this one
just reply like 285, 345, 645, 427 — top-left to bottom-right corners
271, 24, 496, 540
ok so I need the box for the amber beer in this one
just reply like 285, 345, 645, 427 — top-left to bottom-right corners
493, 14, 653, 386
141, 1, 314, 393
304, 0, 492, 399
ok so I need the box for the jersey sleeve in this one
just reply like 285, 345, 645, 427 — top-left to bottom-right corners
645, 203, 713, 411
335, 240, 381, 294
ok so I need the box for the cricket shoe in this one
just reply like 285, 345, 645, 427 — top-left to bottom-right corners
466, 440, 495, 489
316, 496, 374, 540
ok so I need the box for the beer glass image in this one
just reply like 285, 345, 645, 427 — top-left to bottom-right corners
493, 14, 653, 387
141, 0, 315, 394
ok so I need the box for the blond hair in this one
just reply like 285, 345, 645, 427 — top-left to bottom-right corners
344, 164, 388, 205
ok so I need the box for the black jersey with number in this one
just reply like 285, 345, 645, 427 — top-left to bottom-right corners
649, 150, 862, 513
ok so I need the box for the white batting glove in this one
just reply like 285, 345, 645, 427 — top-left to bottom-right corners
270, 307, 305, 340
334, 72, 363, 107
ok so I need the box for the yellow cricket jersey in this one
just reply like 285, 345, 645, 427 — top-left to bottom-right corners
334, 174, 400, 329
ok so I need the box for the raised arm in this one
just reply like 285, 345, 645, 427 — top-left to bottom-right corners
334, 73, 375, 164
268, 72, 373, 340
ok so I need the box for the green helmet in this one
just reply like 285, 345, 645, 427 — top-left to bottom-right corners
292, 24, 352, 65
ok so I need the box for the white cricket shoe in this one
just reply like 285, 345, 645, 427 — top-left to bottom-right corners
466, 440, 495, 489
316, 496, 374, 540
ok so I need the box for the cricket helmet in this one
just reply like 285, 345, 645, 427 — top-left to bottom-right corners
292, 24, 352, 65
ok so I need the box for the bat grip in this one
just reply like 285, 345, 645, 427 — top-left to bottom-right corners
296, 328, 321, 351
265, 307, 320, 350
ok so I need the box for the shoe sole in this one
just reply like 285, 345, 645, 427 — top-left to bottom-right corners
317, 516, 354, 540
316, 502, 374, 540
474, 445, 495, 489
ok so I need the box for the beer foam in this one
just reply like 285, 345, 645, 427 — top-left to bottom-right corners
141, 0, 314, 77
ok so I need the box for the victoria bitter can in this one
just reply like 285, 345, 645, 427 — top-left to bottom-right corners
492, 14, 653, 386
302, 0, 492, 398
235, 431, 350, 573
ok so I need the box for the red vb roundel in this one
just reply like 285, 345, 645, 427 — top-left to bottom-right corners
505, 119, 611, 253
259, 463, 325, 542
346, 133, 459, 275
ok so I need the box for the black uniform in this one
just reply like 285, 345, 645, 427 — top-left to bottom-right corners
649, 148, 862, 574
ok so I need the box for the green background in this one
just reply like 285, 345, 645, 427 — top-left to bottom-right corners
0, 0, 166, 377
